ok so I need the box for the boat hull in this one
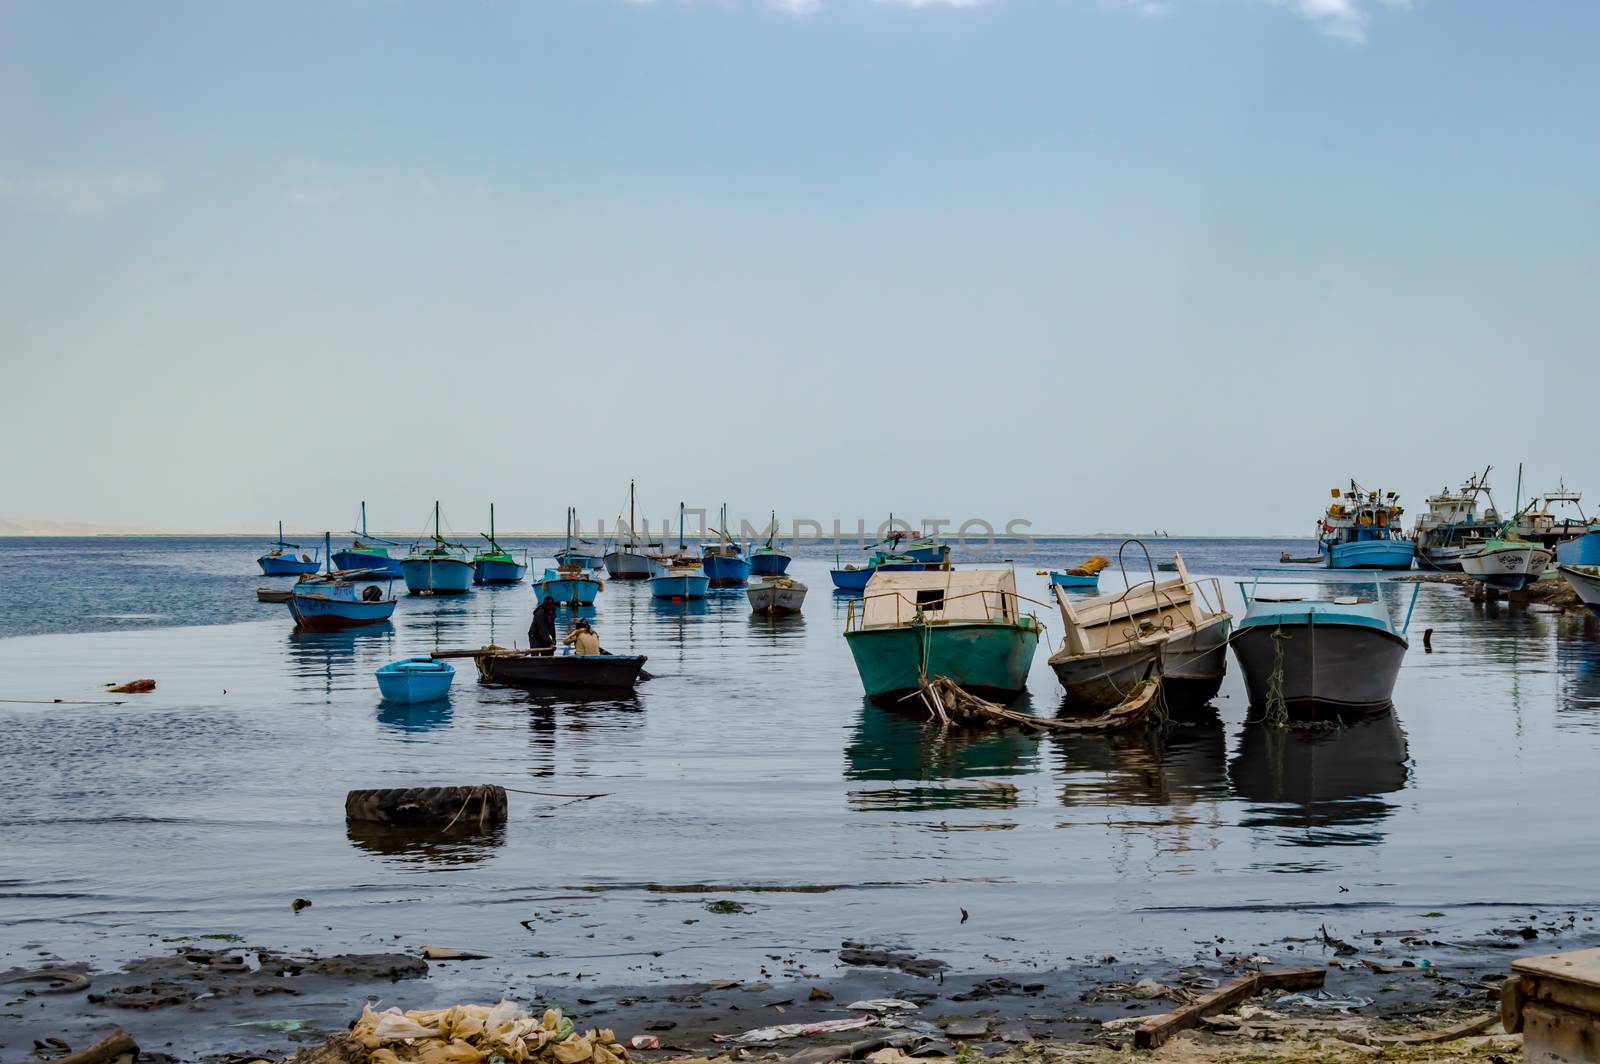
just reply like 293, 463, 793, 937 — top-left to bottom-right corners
259, 555, 319, 576
1416, 545, 1466, 572
1559, 565, 1600, 617
555, 550, 604, 571
287, 594, 396, 631
533, 576, 601, 606
1460, 543, 1553, 591
401, 558, 475, 595
331, 550, 404, 579
1048, 614, 1232, 713
473, 559, 528, 585
651, 574, 710, 600
904, 544, 949, 565
376, 659, 455, 704
702, 554, 751, 586
1230, 619, 1407, 716
1555, 531, 1600, 567
831, 567, 873, 592
845, 621, 1039, 706
604, 550, 661, 580
475, 651, 647, 691
747, 579, 807, 614
749, 551, 792, 577
1049, 572, 1100, 590
1327, 539, 1415, 570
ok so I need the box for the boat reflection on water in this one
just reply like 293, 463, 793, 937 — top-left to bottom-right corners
345, 820, 505, 868
1050, 706, 1229, 808
287, 625, 395, 697
519, 692, 645, 779
1229, 709, 1410, 847
377, 698, 454, 737
1554, 613, 1600, 724
844, 702, 1039, 812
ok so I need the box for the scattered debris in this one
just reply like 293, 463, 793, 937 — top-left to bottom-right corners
1133, 966, 1326, 1049
845, 1000, 919, 1013
727, 1017, 876, 1044
809, 987, 834, 1002
705, 901, 746, 915
105, 679, 156, 694
351, 1002, 627, 1064
839, 943, 949, 979
421, 947, 490, 961
292, 898, 313, 912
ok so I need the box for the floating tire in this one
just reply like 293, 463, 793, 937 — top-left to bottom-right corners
344, 785, 508, 828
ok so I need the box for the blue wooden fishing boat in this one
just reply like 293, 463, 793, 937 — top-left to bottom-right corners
749, 511, 792, 576
472, 504, 528, 585
330, 502, 406, 579
1230, 572, 1418, 717
830, 550, 937, 592
701, 503, 751, 586
376, 657, 455, 703
555, 507, 604, 570
1048, 555, 1109, 591
1317, 481, 1415, 570
532, 565, 602, 607
401, 502, 475, 595
258, 522, 320, 576
652, 503, 711, 599
287, 533, 398, 631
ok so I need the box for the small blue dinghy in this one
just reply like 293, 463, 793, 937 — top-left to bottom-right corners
376, 656, 455, 703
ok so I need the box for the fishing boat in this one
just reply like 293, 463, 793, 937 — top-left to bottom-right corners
1459, 526, 1554, 591
651, 504, 710, 600
1047, 546, 1231, 713
1526, 485, 1600, 566
1317, 482, 1415, 570
831, 550, 937, 592
748, 575, 807, 615
749, 512, 792, 576
604, 480, 665, 580
844, 569, 1041, 705
1048, 556, 1108, 590
459, 647, 648, 692
532, 565, 602, 607
1230, 572, 1419, 717
1558, 565, 1600, 617
1410, 469, 1498, 571
287, 533, 398, 630
401, 502, 475, 595
256, 586, 295, 603
472, 504, 528, 585
701, 503, 752, 586
258, 522, 320, 576
900, 533, 950, 566
375, 657, 455, 703
555, 507, 604, 570
331, 502, 406, 579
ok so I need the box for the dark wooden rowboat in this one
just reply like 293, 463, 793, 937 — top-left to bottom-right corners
437, 648, 648, 691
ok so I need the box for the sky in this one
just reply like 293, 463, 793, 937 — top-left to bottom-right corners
1, 0, 1596, 537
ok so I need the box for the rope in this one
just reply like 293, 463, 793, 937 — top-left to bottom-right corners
1262, 625, 1290, 729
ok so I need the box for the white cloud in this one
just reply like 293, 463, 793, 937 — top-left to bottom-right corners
1281, 0, 1368, 42
287, 184, 343, 209
0, 172, 162, 215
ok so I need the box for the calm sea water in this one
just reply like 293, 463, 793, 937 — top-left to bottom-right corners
3, 535, 1599, 989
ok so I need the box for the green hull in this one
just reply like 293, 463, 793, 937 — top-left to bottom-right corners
845, 620, 1040, 705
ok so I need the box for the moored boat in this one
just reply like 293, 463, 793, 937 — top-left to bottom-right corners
256, 586, 295, 603
288, 533, 398, 631
651, 504, 710, 600
258, 521, 320, 576
1460, 532, 1554, 591
472, 504, 528, 585
1229, 573, 1418, 718
1047, 546, 1231, 713
533, 565, 603, 607
401, 502, 475, 595
1318, 481, 1415, 570
376, 657, 455, 703
465, 647, 648, 692
844, 569, 1041, 705
748, 575, 807, 615
749, 512, 792, 576
555, 507, 604, 570
1558, 565, 1600, 617
701, 503, 751, 586
1411, 469, 1497, 572
331, 502, 406, 579
1048, 555, 1108, 591
604, 480, 665, 579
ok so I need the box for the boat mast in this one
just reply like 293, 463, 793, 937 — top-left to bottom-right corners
629, 480, 637, 548
679, 502, 686, 552
324, 531, 333, 575
360, 501, 368, 537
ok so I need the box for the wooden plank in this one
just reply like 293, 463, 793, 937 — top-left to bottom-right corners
1514, 947, 1600, 991
1133, 967, 1325, 1050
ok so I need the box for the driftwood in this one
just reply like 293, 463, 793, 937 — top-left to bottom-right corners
1337, 1012, 1500, 1047
17, 1028, 140, 1064
344, 785, 507, 828
912, 676, 1159, 734
105, 679, 155, 694
1133, 967, 1325, 1049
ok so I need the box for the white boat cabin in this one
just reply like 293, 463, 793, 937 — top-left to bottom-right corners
856, 569, 1024, 630
1054, 553, 1227, 657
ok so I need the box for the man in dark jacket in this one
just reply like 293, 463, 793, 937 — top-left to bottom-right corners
529, 597, 558, 651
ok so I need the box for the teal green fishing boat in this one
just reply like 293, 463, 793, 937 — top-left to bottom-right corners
844, 569, 1040, 705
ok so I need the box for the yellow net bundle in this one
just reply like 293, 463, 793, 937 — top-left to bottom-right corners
1067, 555, 1110, 577
352, 1003, 631, 1064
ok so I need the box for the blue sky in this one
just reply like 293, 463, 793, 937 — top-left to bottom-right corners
1, 1, 1595, 535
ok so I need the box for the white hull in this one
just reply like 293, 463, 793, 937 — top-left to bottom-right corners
1559, 565, 1600, 613
1460, 543, 1553, 588
604, 550, 662, 580
747, 578, 807, 614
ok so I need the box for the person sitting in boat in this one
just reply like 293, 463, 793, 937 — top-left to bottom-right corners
563, 618, 602, 656
529, 597, 558, 652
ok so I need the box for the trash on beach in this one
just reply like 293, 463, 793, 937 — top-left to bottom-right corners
845, 1000, 919, 1013
1131, 966, 1326, 1050
1273, 991, 1375, 1012
726, 1017, 877, 1044
352, 1003, 628, 1064
628, 1036, 660, 1050
106, 679, 156, 693
422, 946, 491, 961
